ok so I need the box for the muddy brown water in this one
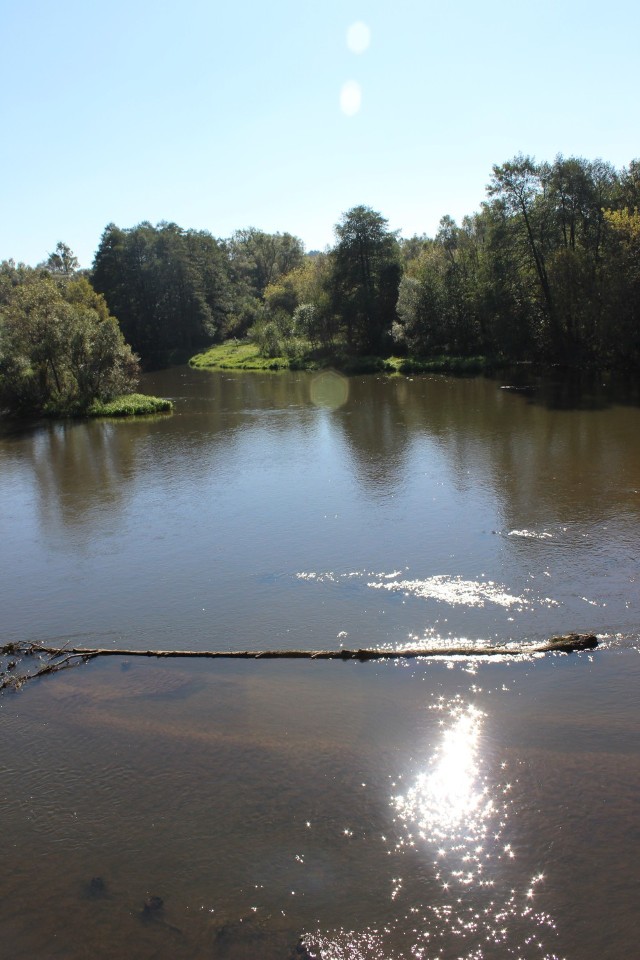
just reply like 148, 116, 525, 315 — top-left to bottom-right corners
0, 367, 638, 959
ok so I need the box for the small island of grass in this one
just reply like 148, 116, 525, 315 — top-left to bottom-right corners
87, 394, 173, 417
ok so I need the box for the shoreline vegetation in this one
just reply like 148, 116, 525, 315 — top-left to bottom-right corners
0, 393, 173, 422
189, 340, 488, 375
88, 154, 640, 379
0, 257, 173, 421
2, 154, 640, 421
87, 393, 173, 417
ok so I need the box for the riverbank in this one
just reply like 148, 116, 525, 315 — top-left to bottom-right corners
0, 393, 173, 423
189, 340, 488, 375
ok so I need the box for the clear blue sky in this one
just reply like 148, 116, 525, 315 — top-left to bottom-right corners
1, 0, 638, 268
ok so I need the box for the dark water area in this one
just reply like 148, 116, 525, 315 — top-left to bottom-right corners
1, 367, 639, 958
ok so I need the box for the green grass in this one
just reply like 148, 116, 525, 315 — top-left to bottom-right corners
88, 394, 173, 417
190, 341, 291, 370
387, 355, 488, 374
189, 340, 489, 377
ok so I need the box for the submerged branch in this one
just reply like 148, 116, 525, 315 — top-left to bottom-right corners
1, 632, 598, 682
0, 647, 91, 691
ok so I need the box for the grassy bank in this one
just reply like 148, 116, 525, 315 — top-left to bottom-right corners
388, 355, 487, 374
87, 394, 173, 417
190, 341, 291, 371
190, 340, 489, 376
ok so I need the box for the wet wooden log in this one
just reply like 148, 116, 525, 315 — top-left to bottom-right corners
0, 634, 599, 692
5, 632, 598, 664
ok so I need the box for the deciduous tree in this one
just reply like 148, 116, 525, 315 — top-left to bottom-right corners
0, 269, 138, 414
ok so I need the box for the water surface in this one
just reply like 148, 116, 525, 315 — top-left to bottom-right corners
0, 367, 638, 958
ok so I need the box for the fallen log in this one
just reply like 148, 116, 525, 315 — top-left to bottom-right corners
5, 632, 597, 664
0, 634, 599, 691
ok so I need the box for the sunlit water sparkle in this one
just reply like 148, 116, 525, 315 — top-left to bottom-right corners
296, 568, 560, 617
300, 695, 565, 960
2, 368, 639, 959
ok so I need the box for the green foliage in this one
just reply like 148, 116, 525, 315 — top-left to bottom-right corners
485, 154, 619, 362
92, 222, 232, 364
392, 154, 638, 369
0, 263, 139, 416
225, 228, 305, 298
395, 252, 448, 355
190, 340, 291, 370
599, 208, 640, 366
191, 159, 640, 375
45, 241, 79, 276
91, 222, 306, 363
331, 205, 401, 354
221, 228, 305, 338
88, 393, 173, 417
292, 303, 321, 345
10, 152, 640, 386
392, 355, 487, 374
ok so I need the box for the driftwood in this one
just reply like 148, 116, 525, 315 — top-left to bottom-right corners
29, 632, 598, 660
0, 646, 94, 691
0, 633, 598, 691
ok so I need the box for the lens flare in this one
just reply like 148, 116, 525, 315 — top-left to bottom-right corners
310, 370, 349, 408
339, 80, 362, 117
346, 21, 371, 54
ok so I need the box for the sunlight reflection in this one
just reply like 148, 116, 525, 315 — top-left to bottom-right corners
394, 703, 494, 869
300, 694, 562, 959
371, 574, 528, 609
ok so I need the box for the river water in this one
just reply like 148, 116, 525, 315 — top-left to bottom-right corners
0, 367, 638, 959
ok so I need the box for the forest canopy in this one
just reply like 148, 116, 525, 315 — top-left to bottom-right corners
89, 154, 640, 373
2, 153, 640, 414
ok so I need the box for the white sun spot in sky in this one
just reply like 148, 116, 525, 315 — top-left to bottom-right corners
346, 21, 371, 54
340, 80, 362, 116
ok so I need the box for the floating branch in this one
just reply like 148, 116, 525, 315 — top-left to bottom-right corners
1, 631, 598, 685
0, 646, 92, 691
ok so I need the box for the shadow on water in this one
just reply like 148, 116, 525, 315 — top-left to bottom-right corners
491, 364, 640, 411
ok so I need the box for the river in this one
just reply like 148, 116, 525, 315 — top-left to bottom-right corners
0, 366, 638, 958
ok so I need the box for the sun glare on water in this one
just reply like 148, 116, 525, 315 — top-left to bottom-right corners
394, 704, 492, 850
306, 698, 559, 958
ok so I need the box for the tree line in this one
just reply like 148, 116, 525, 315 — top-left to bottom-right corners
89, 154, 639, 371
2, 153, 640, 416
394, 154, 640, 369
91, 222, 305, 364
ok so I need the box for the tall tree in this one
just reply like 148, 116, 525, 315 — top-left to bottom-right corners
488, 156, 564, 358
332, 205, 401, 353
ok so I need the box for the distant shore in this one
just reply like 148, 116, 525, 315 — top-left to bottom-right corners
189, 340, 488, 375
